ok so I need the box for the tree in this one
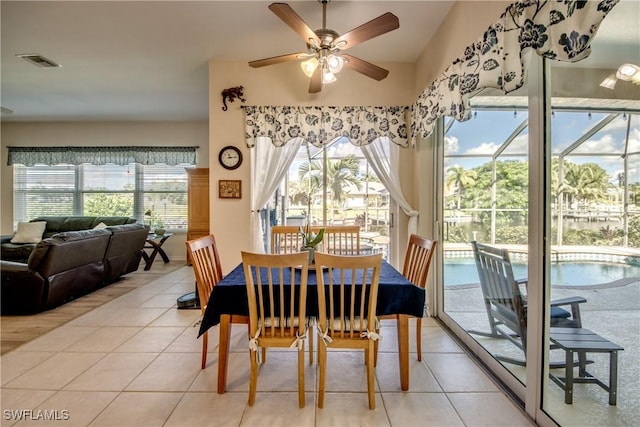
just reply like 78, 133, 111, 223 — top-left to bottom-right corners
84, 193, 133, 216
298, 155, 362, 223
462, 160, 528, 226
446, 165, 477, 222
562, 162, 610, 206
326, 157, 362, 206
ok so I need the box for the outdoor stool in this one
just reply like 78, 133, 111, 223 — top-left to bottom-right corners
549, 327, 623, 405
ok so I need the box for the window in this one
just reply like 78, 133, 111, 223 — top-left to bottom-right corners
14, 163, 192, 230
265, 138, 390, 257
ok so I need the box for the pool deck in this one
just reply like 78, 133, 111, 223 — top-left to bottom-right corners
445, 273, 639, 424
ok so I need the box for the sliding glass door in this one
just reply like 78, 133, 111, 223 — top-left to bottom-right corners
435, 2, 639, 423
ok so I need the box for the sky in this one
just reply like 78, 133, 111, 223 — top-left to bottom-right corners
445, 110, 639, 186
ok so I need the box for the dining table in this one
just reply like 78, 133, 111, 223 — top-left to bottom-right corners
198, 259, 425, 394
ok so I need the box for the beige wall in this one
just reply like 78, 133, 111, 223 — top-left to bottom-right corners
414, 1, 511, 93
1, 121, 208, 260
0, 1, 514, 271
209, 60, 418, 271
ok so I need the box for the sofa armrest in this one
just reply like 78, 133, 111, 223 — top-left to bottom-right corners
1, 260, 47, 314
1, 260, 31, 273
1, 235, 14, 244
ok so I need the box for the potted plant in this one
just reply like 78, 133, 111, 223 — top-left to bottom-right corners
299, 224, 324, 265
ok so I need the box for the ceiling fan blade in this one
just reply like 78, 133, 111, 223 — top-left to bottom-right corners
269, 3, 320, 46
249, 52, 308, 68
342, 54, 389, 81
309, 66, 322, 93
334, 12, 399, 50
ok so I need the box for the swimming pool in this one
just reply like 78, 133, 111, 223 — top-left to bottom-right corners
444, 258, 640, 287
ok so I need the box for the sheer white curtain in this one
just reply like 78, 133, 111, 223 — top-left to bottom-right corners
361, 137, 418, 236
250, 136, 303, 252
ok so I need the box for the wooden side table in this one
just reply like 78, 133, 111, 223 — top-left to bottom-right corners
549, 327, 623, 405
141, 233, 173, 270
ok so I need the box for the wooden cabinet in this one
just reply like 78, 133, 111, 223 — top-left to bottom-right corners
186, 168, 210, 243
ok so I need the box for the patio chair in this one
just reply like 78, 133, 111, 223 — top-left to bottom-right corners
241, 251, 310, 408
469, 241, 586, 366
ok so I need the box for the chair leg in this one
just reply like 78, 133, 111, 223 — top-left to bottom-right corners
298, 344, 306, 408
201, 331, 208, 369
373, 339, 379, 367
318, 342, 327, 409
366, 341, 376, 410
248, 350, 258, 406
308, 325, 314, 365
416, 317, 422, 362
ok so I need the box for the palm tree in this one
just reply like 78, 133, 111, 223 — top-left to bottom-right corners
446, 166, 477, 223
563, 162, 609, 207
298, 155, 362, 223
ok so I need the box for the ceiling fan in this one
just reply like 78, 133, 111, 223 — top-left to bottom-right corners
600, 63, 640, 89
249, 0, 399, 93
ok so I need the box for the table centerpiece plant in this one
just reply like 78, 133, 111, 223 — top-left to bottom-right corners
299, 223, 324, 265
298, 141, 325, 264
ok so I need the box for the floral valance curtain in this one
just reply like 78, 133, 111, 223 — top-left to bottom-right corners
411, 0, 619, 139
244, 106, 409, 148
7, 146, 197, 166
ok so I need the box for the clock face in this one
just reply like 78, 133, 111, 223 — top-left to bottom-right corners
218, 146, 242, 170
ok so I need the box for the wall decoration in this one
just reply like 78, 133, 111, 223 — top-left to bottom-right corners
218, 179, 242, 199
221, 86, 246, 111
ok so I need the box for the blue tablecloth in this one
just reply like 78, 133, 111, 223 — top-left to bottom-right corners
198, 260, 425, 337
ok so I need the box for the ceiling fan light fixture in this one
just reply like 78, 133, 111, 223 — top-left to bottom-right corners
322, 70, 337, 84
301, 57, 319, 77
616, 63, 639, 81
600, 73, 617, 89
327, 54, 343, 73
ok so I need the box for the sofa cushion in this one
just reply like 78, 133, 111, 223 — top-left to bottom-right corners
29, 216, 136, 238
11, 221, 47, 244
91, 217, 136, 228
28, 229, 112, 275
93, 222, 108, 229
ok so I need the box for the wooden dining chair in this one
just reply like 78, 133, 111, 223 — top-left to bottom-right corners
314, 252, 383, 410
241, 251, 309, 408
377, 234, 436, 362
270, 225, 304, 254
320, 225, 361, 255
186, 235, 224, 369
186, 234, 249, 370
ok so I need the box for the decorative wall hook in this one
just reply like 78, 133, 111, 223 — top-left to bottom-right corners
221, 86, 246, 111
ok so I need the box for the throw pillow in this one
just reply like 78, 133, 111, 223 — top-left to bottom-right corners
93, 222, 108, 229
11, 221, 47, 244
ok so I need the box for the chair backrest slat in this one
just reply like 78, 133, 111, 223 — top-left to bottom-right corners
402, 234, 436, 288
472, 241, 526, 345
186, 235, 223, 313
315, 252, 382, 339
321, 225, 360, 255
242, 251, 309, 340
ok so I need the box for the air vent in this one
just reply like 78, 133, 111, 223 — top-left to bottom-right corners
16, 54, 61, 68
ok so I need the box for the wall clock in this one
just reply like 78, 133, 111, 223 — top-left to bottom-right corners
218, 145, 243, 170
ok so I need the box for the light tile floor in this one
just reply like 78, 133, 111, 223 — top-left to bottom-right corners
1, 265, 534, 427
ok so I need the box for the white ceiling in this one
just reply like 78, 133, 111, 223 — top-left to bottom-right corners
1, 0, 637, 122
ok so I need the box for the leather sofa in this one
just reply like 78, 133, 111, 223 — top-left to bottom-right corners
1, 222, 149, 314
1, 216, 136, 263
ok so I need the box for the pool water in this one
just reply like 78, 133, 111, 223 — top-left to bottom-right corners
444, 258, 640, 286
